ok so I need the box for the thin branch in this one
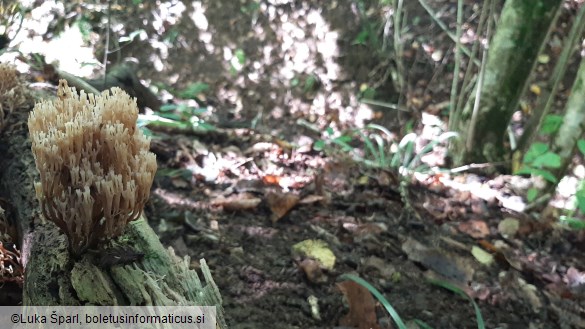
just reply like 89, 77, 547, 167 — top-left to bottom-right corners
417, 0, 479, 66
466, 1, 494, 152
103, 0, 111, 86
449, 0, 463, 128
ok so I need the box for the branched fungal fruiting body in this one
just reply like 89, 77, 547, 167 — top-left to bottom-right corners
0, 63, 27, 132
28, 80, 157, 255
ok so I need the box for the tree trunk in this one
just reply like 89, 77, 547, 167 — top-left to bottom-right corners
0, 89, 226, 328
451, 0, 562, 166
549, 56, 585, 186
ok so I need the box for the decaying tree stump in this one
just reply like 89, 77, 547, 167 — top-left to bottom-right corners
0, 84, 226, 328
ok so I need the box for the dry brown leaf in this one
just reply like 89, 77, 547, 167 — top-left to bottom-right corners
352, 223, 386, 240
375, 170, 398, 187
497, 218, 520, 237
402, 237, 475, 283
545, 282, 573, 299
266, 191, 300, 223
337, 280, 380, 329
458, 219, 490, 239
297, 258, 326, 283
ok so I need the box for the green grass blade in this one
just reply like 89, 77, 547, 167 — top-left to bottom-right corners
371, 134, 387, 166
427, 279, 485, 329
366, 123, 395, 138
357, 130, 382, 166
408, 131, 458, 169
414, 319, 434, 329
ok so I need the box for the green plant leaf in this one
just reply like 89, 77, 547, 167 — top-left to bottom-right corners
576, 188, 585, 213
335, 135, 352, 143
193, 121, 216, 131
177, 104, 192, 116
513, 167, 533, 176
532, 152, 561, 168
163, 28, 180, 43
514, 166, 557, 183
191, 107, 208, 116
412, 16, 421, 25
540, 114, 563, 135
560, 216, 585, 230
404, 119, 415, 133
240, 2, 260, 13
524, 143, 549, 163
304, 75, 318, 92
179, 83, 209, 100
529, 168, 558, 183
361, 87, 376, 99
373, 134, 387, 166
235, 49, 246, 64
578, 139, 585, 156
390, 133, 416, 168
401, 140, 415, 168
576, 197, 585, 214
568, 220, 585, 229
358, 130, 383, 167
75, 17, 93, 43
352, 29, 370, 45
333, 135, 353, 151
314, 140, 325, 151
159, 104, 178, 112
526, 188, 539, 202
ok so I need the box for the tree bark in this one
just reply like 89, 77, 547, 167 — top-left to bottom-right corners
0, 88, 226, 328
549, 56, 585, 186
451, 0, 562, 166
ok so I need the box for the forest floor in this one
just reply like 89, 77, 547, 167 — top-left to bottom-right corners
4, 0, 585, 328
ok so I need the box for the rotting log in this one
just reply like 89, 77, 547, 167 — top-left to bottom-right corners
57, 61, 162, 113
0, 87, 226, 328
